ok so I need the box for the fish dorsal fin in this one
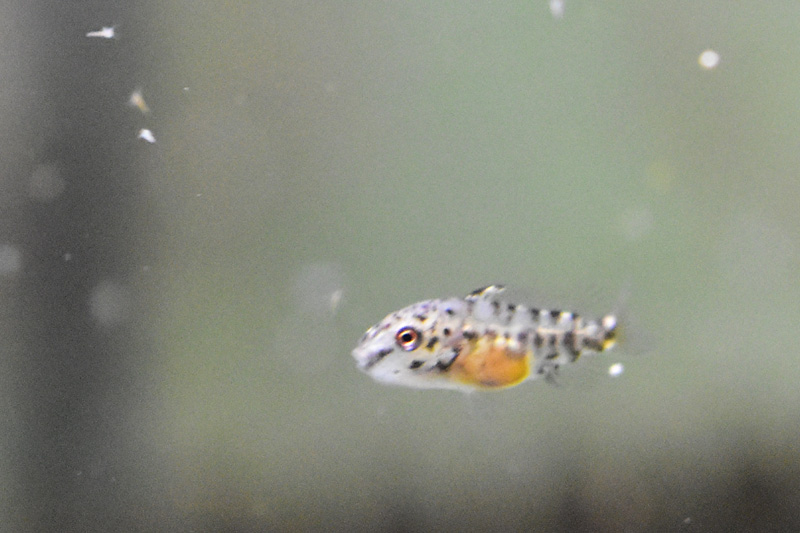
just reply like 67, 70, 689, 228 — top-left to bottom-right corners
465, 285, 506, 303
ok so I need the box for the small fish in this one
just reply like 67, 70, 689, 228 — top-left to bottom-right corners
352, 285, 617, 392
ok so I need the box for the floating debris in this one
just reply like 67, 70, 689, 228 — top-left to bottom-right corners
608, 362, 624, 377
137, 128, 156, 144
129, 89, 150, 114
86, 26, 115, 39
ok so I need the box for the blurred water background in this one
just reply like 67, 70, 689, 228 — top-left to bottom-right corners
2, 1, 799, 531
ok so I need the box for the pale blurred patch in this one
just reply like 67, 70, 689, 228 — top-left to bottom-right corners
0, 244, 22, 276
29, 163, 65, 202
273, 262, 346, 375
292, 262, 345, 318
89, 280, 131, 326
718, 213, 796, 292
549, 0, 565, 19
618, 206, 653, 242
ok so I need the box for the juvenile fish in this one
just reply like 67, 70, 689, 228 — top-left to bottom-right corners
352, 285, 617, 391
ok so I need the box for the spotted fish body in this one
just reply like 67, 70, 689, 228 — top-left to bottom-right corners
352, 285, 618, 392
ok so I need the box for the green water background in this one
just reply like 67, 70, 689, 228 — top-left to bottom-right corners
3, 2, 800, 531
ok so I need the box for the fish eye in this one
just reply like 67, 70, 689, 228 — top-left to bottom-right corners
395, 326, 421, 351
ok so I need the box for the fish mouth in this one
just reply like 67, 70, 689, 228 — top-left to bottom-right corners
353, 346, 393, 370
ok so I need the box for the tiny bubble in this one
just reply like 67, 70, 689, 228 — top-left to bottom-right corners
549, 0, 565, 19
698, 49, 720, 69
608, 363, 624, 377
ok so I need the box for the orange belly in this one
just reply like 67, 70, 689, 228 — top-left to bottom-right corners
450, 338, 531, 389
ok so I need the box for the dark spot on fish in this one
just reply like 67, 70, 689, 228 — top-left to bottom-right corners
563, 331, 580, 360
463, 330, 478, 340
563, 331, 580, 361
363, 347, 394, 369
414, 314, 428, 322
434, 347, 460, 371
468, 286, 489, 297
517, 331, 529, 344
409, 360, 424, 369
507, 303, 516, 312
583, 337, 604, 351
425, 336, 439, 350
534, 332, 544, 348
491, 301, 500, 314
550, 309, 561, 319
444, 308, 455, 316
443, 328, 451, 336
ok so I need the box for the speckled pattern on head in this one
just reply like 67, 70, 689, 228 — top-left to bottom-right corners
352, 285, 617, 392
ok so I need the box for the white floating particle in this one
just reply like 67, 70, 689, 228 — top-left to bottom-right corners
330, 288, 344, 313
698, 49, 720, 69
86, 26, 115, 39
608, 363, 624, 377
549, 0, 565, 19
138, 129, 156, 143
293, 262, 344, 318
128, 89, 150, 114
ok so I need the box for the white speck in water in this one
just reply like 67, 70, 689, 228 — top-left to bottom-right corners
608, 363, 624, 377
277, 263, 346, 374
86, 26, 115, 39
29, 163, 65, 202
293, 263, 344, 318
128, 89, 150, 114
0, 244, 22, 275
138, 129, 156, 143
698, 49, 720, 69
549, 0, 565, 19
63, 252, 73, 262
330, 288, 344, 313
89, 280, 131, 326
